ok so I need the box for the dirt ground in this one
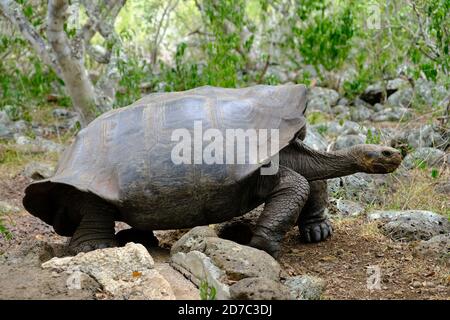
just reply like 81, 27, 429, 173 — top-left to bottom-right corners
0, 171, 449, 300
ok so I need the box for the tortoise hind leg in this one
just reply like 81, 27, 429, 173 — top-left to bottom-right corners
68, 194, 117, 254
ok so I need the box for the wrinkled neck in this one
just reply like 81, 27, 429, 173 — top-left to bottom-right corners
280, 141, 363, 180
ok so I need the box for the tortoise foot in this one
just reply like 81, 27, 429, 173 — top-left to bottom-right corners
299, 219, 333, 243
68, 238, 118, 254
115, 228, 159, 247
249, 235, 281, 259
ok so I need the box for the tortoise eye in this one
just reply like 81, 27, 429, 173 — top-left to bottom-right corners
382, 150, 392, 157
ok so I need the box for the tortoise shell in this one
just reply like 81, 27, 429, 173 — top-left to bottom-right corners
23, 84, 307, 231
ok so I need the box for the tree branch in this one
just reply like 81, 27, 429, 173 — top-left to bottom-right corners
79, 0, 126, 64
0, 0, 61, 76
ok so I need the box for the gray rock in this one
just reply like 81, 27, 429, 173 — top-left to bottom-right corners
36, 137, 65, 153
307, 87, 340, 112
415, 78, 447, 106
353, 97, 373, 109
406, 125, 447, 149
266, 66, 289, 83
15, 135, 33, 146
324, 121, 366, 137
387, 88, 413, 108
32, 125, 57, 137
23, 162, 56, 180
13, 120, 28, 132
52, 108, 81, 131
337, 97, 349, 106
328, 173, 389, 204
391, 124, 447, 150
0, 111, 28, 139
0, 123, 14, 140
350, 106, 373, 122
368, 210, 449, 241
331, 134, 366, 150
14, 135, 64, 154
200, 237, 282, 282
42, 243, 175, 299
170, 226, 217, 255
387, 78, 410, 92
329, 198, 365, 218
0, 110, 11, 124
414, 234, 450, 264
304, 126, 328, 151
372, 103, 385, 112
52, 108, 77, 119
402, 148, 446, 169
342, 121, 367, 135
229, 277, 291, 300
171, 250, 230, 299
371, 107, 411, 122
171, 237, 283, 300
154, 262, 200, 300
332, 105, 350, 116
284, 275, 326, 300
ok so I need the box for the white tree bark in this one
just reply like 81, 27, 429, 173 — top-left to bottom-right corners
0, 0, 127, 126
47, 0, 99, 126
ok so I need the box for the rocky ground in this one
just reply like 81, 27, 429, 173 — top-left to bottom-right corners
0, 79, 449, 299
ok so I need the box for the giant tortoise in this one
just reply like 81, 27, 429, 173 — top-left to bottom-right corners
23, 85, 402, 257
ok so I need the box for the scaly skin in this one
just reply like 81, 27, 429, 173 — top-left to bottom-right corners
281, 140, 402, 246
250, 166, 310, 258
297, 180, 332, 243
67, 194, 117, 254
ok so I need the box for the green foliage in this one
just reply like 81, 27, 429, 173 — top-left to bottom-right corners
414, 159, 428, 170
0, 0, 449, 120
307, 111, 327, 125
199, 279, 217, 300
292, 1, 356, 73
0, 218, 12, 241
200, 0, 247, 87
159, 43, 203, 91
430, 168, 439, 179
316, 124, 328, 135
365, 129, 381, 144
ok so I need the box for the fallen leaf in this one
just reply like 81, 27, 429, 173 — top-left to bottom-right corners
132, 271, 142, 278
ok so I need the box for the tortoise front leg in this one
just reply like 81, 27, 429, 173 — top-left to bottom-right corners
297, 180, 332, 243
249, 166, 310, 258
68, 194, 117, 254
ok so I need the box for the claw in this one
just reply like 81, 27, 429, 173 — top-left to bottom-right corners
299, 219, 333, 243
312, 226, 322, 242
249, 235, 281, 258
304, 227, 312, 243
320, 223, 329, 239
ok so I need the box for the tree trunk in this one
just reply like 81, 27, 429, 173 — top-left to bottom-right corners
1, 0, 126, 127
47, 0, 99, 126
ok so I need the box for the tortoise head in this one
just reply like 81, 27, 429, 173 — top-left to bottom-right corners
352, 145, 403, 174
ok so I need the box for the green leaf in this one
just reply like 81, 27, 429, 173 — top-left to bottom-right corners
431, 168, 439, 179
